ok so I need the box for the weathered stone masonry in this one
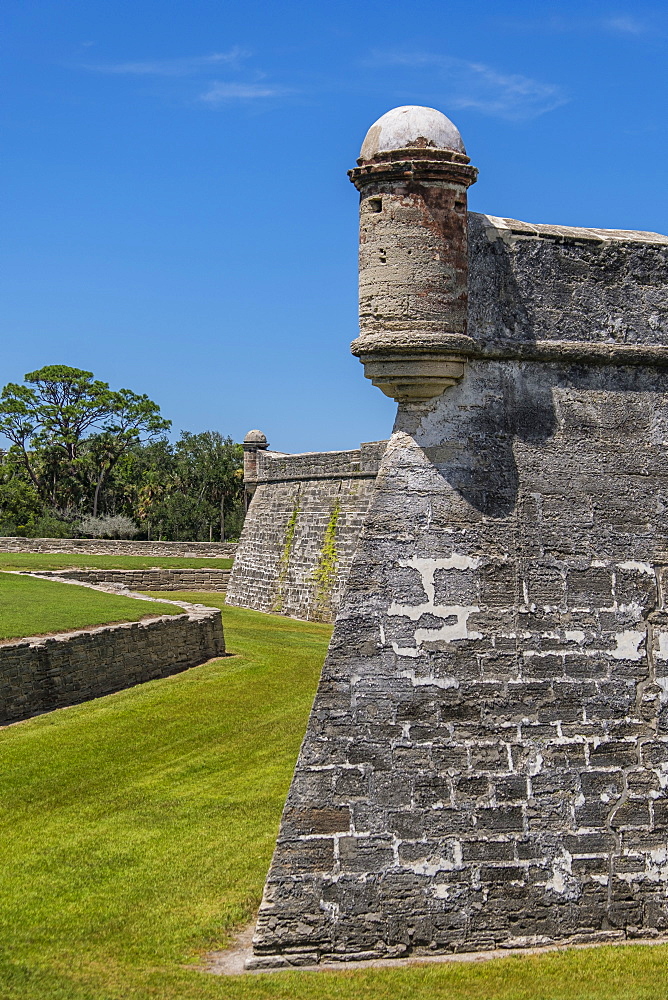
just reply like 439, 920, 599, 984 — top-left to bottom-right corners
27, 567, 231, 592
249, 105, 668, 966
0, 590, 225, 724
0, 537, 237, 558
227, 441, 386, 622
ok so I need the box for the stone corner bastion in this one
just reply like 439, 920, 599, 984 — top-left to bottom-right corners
227, 438, 387, 623
0, 580, 225, 725
246, 104, 668, 967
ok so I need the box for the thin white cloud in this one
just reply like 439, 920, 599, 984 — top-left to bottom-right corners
85, 48, 249, 76
365, 52, 567, 121
604, 15, 647, 35
79, 47, 293, 108
493, 13, 654, 37
199, 81, 293, 103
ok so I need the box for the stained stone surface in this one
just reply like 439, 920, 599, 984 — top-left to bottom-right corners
468, 214, 668, 359
226, 442, 386, 622
354, 165, 471, 345
247, 217, 668, 967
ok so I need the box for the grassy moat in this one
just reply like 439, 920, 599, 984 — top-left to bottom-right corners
1, 592, 667, 998
0, 573, 181, 640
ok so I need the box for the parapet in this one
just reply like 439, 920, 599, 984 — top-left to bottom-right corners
251, 441, 387, 483
468, 213, 668, 365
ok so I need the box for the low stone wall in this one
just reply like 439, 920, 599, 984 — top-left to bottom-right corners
0, 537, 237, 559
0, 595, 225, 725
28, 568, 231, 592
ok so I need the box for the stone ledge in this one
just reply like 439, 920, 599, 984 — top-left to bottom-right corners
254, 472, 377, 484
472, 340, 668, 367
478, 214, 668, 246
0, 579, 225, 724
0, 537, 237, 558
24, 568, 231, 592
245, 929, 668, 970
202, 921, 668, 975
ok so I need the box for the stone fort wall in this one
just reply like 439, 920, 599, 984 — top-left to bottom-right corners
0, 593, 225, 725
250, 205, 668, 963
0, 538, 237, 559
226, 442, 386, 622
28, 567, 231, 592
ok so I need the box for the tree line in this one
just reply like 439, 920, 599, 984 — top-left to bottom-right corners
0, 365, 245, 541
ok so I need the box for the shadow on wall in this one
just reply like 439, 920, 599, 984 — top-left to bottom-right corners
423, 219, 558, 517
417, 363, 662, 519
467, 213, 538, 350
423, 371, 558, 517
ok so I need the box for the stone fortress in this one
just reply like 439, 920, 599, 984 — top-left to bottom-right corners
231, 105, 668, 966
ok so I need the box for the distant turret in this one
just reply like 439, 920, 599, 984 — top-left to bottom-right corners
242, 429, 268, 506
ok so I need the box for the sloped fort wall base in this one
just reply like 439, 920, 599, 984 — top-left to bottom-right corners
251, 361, 668, 965
248, 213, 668, 966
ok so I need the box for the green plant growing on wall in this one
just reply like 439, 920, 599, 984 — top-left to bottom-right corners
273, 494, 300, 613
311, 499, 341, 619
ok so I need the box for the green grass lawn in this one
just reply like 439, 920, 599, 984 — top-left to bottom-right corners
0, 553, 233, 572
1, 593, 667, 999
0, 573, 181, 640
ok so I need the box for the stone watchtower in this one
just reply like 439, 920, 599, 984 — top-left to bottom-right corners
247, 106, 668, 967
349, 105, 477, 402
241, 429, 268, 509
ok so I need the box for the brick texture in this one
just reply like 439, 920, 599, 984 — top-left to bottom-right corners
28, 568, 231, 591
0, 538, 237, 558
227, 442, 386, 622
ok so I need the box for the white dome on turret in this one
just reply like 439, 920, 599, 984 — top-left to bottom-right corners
243, 429, 267, 446
359, 105, 465, 160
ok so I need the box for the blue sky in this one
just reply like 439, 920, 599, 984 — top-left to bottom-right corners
2, 0, 667, 453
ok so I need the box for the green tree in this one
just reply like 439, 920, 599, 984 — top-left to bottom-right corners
0, 480, 43, 533
116, 440, 176, 537
134, 432, 244, 541
0, 366, 170, 515
174, 431, 244, 541
82, 389, 171, 516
